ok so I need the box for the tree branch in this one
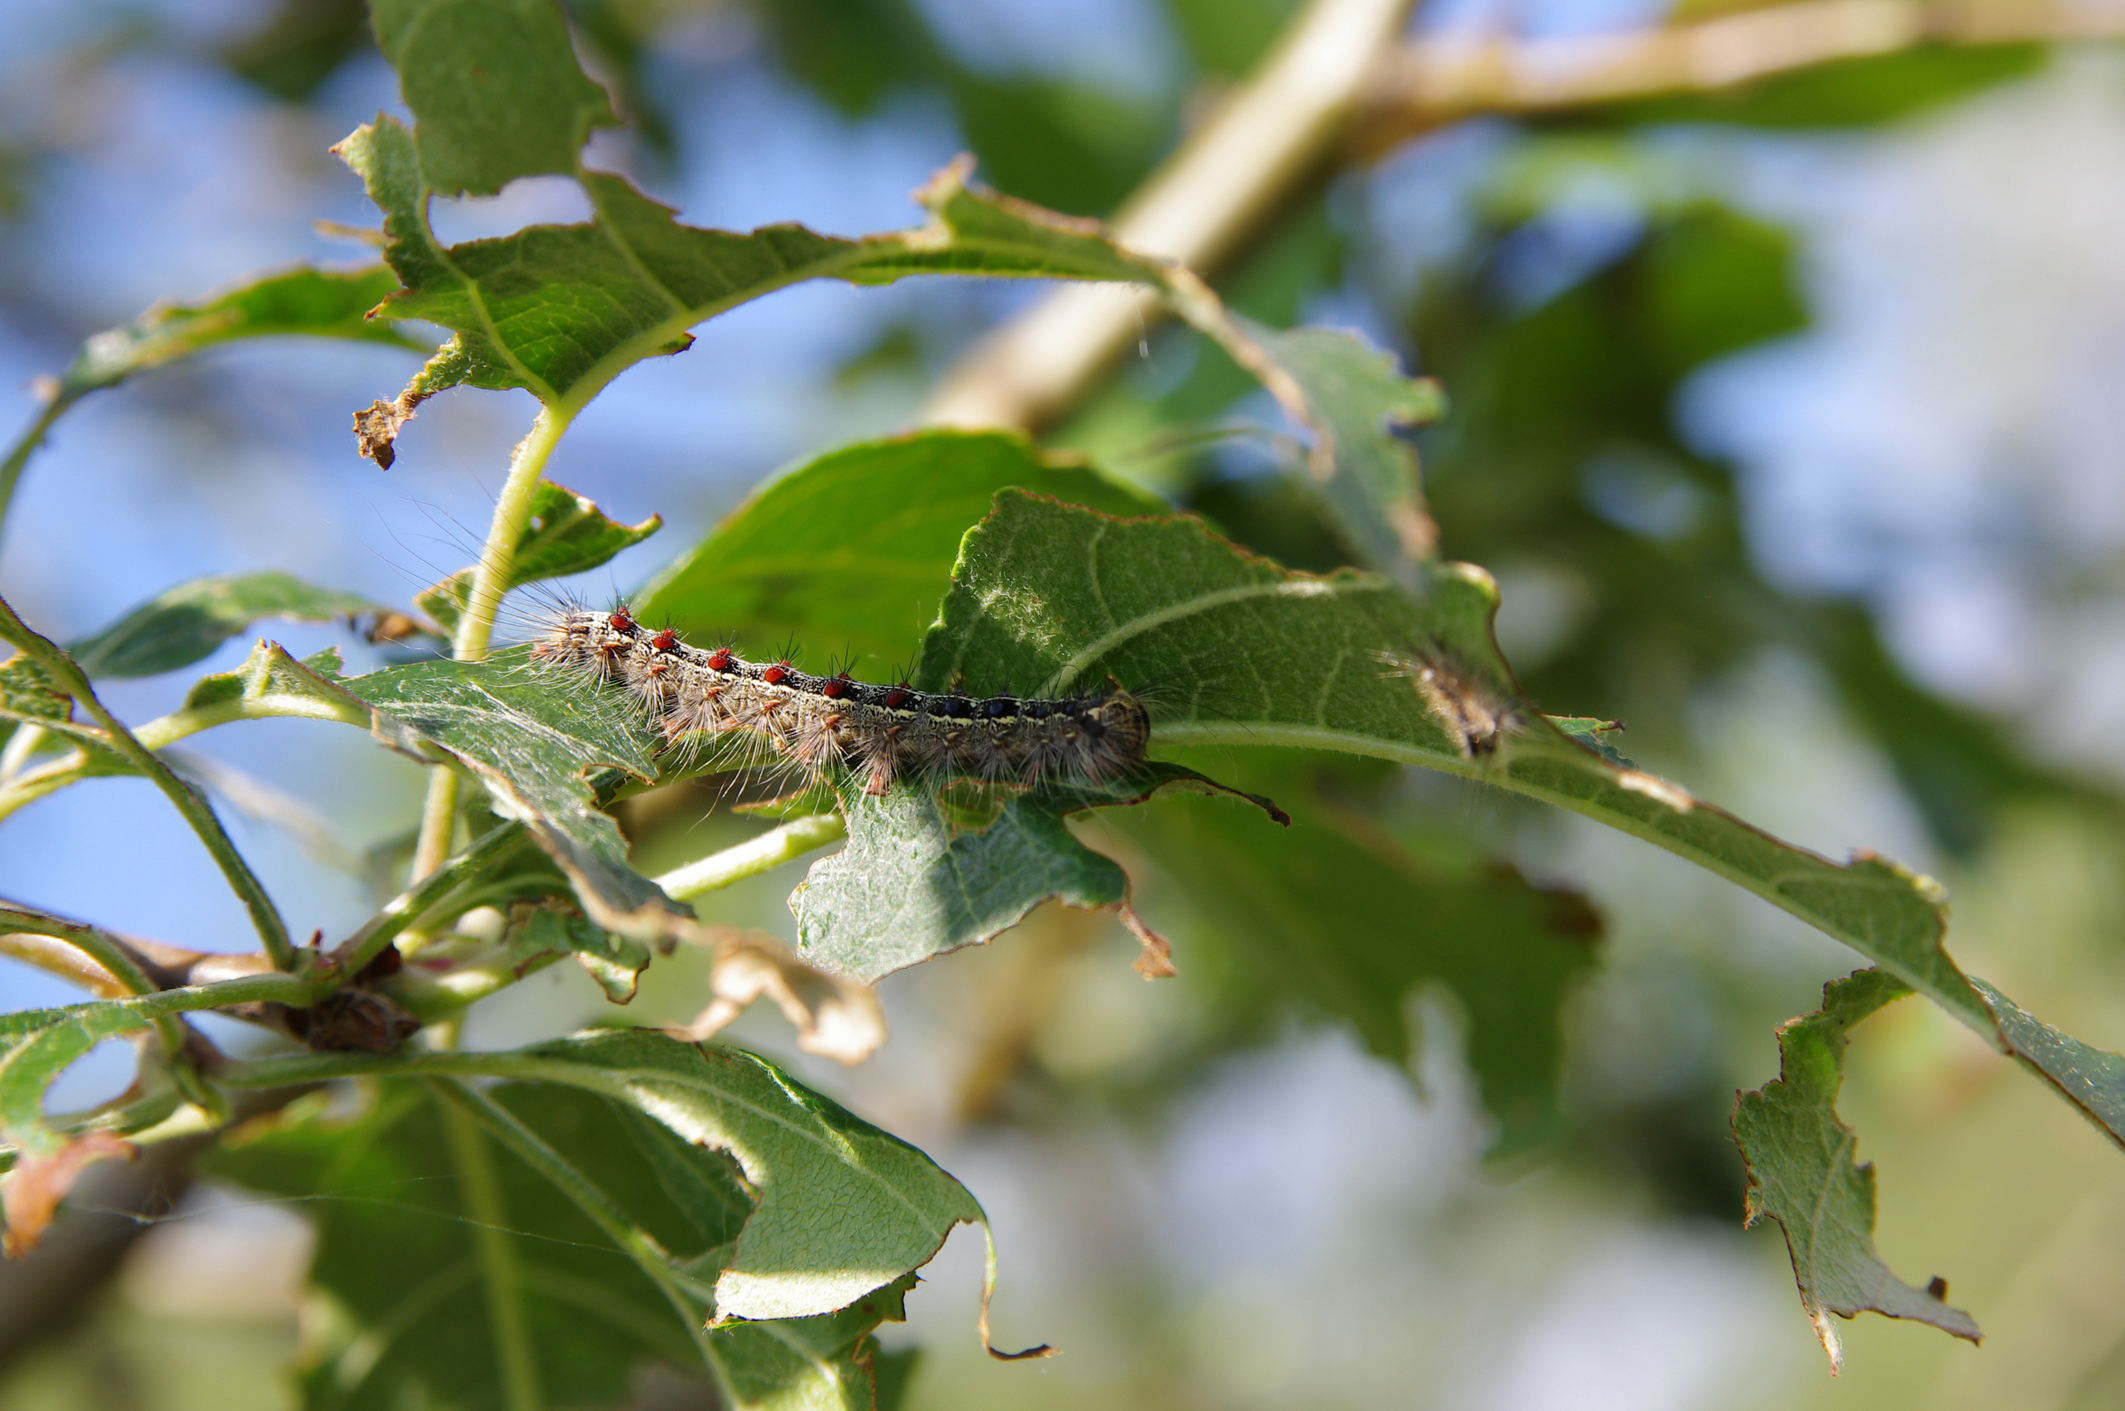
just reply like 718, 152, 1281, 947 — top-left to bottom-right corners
921, 0, 1421, 432
1352, 0, 2125, 154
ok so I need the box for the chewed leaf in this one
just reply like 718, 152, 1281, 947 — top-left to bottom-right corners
419, 479, 661, 633
209, 1075, 924, 1410
791, 763, 1278, 983
51, 264, 421, 402
1735, 969, 1980, 1369
67, 572, 392, 679
507, 905, 650, 1004
1236, 318, 1448, 577
368, 0, 617, 198
515, 1029, 986, 1323
337, 652, 685, 938
926, 492, 2001, 1039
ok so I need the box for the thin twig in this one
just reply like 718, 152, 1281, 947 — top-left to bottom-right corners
0, 595, 294, 969
654, 814, 847, 902
408, 404, 574, 884
1353, 0, 2125, 153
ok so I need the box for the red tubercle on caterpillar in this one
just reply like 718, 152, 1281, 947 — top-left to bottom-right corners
607, 606, 636, 633
820, 672, 852, 699
651, 628, 679, 652
762, 661, 792, 685
883, 684, 912, 709
705, 646, 735, 672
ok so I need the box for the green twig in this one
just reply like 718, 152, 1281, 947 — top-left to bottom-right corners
434, 1084, 544, 1411
410, 403, 573, 884
0, 393, 72, 550
654, 813, 846, 902
338, 821, 527, 974
0, 594, 294, 969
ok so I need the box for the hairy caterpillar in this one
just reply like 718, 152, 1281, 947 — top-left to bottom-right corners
535, 606, 1152, 795
1373, 643, 1523, 759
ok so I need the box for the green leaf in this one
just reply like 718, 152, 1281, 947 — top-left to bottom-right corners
418, 478, 661, 633
637, 430, 1164, 674
0, 1003, 164, 1157
1237, 319, 1447, 577
1734, 969, 1980, 1369
337, 651, 684, 939
1973, 980, 2125, 1153
507, 903, 650, 1003
368, 0, 617, 197
789, 765, 1272, 983
178, 640, 370, 722
917, 491, 2000, 1038
52, 265, 420, 400
211, 1078, 917, 1411
222, 1029, 992, 1325
339, 103, 1185, 436
66, 572, 391, 679
1113, 757, 1600, 1153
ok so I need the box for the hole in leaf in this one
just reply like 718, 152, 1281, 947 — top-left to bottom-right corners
44, 1037, 139, 1116
428, 175, 593, 246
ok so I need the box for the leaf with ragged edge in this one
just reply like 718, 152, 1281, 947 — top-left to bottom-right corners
1236, 318, 1448, 577
335, 651, 685, 939
928, 491, 2005, 1039
508, 904, 649, 1003
0, 1003, 173, 1161
209, 1074, 920, 1411
222, 1029, 991, 1326
66, 572, 391, 679
790, 764, 1279, 983
637, 429, 1164, 674
1111, 756, 1600, 1154
339, 109, 1181, 433
368, 0, 617, 197
50, 264, 422, 403
529, 1030, 984, 1323
418, 479, 662, 633
1735, 969, 1980, 1370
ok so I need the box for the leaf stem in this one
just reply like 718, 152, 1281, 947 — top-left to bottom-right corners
434, 1084, 544, 1411
0, 392, 72, 553
655, 814, 846, 902
410, 402, 573, 884
0, 595, 294, 969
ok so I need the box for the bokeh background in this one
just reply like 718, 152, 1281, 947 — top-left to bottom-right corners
6, 0, 2125, 1406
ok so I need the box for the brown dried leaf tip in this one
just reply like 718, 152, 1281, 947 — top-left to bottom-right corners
1120, 904, 1177, 979
1, 1132, 134, 1257
352, 386, 433, 469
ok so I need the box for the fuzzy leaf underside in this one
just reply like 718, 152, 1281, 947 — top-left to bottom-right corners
1735, 969, 1980, 1365
336, 652, 683, 938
